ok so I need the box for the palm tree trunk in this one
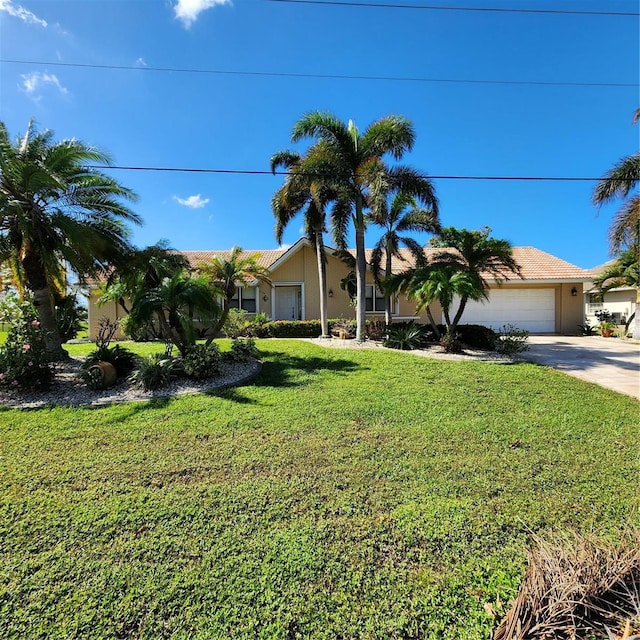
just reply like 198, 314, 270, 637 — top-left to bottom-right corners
209, 300, 230, 341
385, 248, 393, 327
355, 195, 367, 342
22, 252, 68, 361
315, 230, 330, 338
451, 297, 468, 332
425, 305, 440, 338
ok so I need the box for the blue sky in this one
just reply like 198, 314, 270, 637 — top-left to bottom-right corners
1, 0, 638, 269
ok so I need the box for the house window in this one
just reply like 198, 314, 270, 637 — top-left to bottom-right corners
230, 286, 257, 313
587, 294, 603, 313
365, 285, 388, 313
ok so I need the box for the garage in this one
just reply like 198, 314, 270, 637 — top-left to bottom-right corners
453, 288, 556, 333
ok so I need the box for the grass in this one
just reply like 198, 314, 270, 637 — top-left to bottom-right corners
1, 339, 638, 639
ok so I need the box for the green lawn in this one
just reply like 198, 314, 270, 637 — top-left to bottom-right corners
1, 340, 638, 639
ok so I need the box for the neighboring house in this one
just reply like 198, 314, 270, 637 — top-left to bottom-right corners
583, 260, 637, 326
87, 239, 591, 339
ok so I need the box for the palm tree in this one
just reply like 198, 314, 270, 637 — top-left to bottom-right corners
128, 271, 220, 356
593, 247, 639, 334
99, 241, 190, 316
592, 108, 640, 253
429, 226, 521, 331
199, 246, 271, 336
289, 112, 435, 341
271, 149, 333, 337
368, 184, 439, 326
388, 227, 520, 347
0, 121, 140, 360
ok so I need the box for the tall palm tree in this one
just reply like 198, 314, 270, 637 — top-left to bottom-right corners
0, 121, 140, 360
368, 184, 439, 326
592, 108, 640, 253
289, 112, 435, 341
271, 149, 333, 337
199, 246, 271, 337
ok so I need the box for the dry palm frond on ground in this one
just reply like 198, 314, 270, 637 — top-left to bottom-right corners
493, 531, 640, 640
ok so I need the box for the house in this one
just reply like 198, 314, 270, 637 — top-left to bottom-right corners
583, 260, 637, 327
87, 239, 591, 339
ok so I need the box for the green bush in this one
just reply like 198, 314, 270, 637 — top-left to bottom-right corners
435, 324, 497, 350
0, 302, 53, 391
181, 343, 221, 379
383, 323, 429, 350
495, 324, 530, 354
55, 293, 87, 343
128, 353, 179, 391
263, 320, 322, 338
228, 337, 259, 362
223, 308, 250, 339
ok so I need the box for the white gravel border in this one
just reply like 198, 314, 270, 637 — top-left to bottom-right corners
0, 357, 262, 410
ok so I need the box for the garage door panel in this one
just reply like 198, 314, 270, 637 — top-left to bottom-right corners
451, 288, 556, 333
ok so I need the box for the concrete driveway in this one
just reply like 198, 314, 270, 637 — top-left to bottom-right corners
523, 336, 640, 399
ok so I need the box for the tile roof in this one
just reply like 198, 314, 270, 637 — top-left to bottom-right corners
351, 246, 591, 281
180, 249, 287, 270
153, 243, 590, 282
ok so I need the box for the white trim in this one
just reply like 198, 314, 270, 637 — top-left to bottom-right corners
271, 282, 305, 320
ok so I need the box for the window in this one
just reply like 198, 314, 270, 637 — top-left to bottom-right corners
230, 286, 257, 313
587, 294, 603, 313
365, 285, 389, 313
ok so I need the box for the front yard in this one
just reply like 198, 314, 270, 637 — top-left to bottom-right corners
1, 339, 638, 639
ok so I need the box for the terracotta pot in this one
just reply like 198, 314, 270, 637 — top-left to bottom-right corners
601, 329, 614, 338
88, 361, 117, 388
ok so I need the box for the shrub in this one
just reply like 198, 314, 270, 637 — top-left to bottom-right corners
440, 330, 463, 353
594, 309, 615, 324
435, 324, 497, 350
245, 312, 270, 338
228, 337, 259, 362
0, 301, 53, 391
495, 324, 530, 354
55, 293, 87, 342
181, 342, 221, 379
264, 320, 322, 338
82, 319, 137, 376
578, 320, 597, 336
365, 319, 387, 341
223, 308, 249, 338
383, 323, 429, 350
330, 319, 356, 339
128, 353, 179, 391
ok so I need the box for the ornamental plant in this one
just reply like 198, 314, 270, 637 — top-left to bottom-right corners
181, 342, 221, 379
0, 301, 53, 390
228, 337, 259, 362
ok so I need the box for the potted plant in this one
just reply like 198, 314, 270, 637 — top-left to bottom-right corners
598, 321, 617, 337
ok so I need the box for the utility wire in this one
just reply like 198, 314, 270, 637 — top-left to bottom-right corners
87, 165, 618, 182
2, 59, 636, 88
264, 0, 639, 17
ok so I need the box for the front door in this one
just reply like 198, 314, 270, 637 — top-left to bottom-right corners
275, 286, 301, 320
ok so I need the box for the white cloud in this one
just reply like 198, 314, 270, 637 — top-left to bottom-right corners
279, 243, 292, 250
173, 194, 210, 209
20, 72, 69, 101
174, 0, 230, 28
0, 0, 47, 26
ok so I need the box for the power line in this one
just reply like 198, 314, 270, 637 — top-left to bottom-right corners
87, 165, 616, 182
263, 0, 640, 16
2, 59, 636, 89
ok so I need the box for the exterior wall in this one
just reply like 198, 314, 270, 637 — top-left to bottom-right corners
583, 286, 636, 325
558, 282, 584, 335
88, 291, 127, 340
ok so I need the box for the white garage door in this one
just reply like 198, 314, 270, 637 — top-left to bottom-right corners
451, 288, 556, 333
